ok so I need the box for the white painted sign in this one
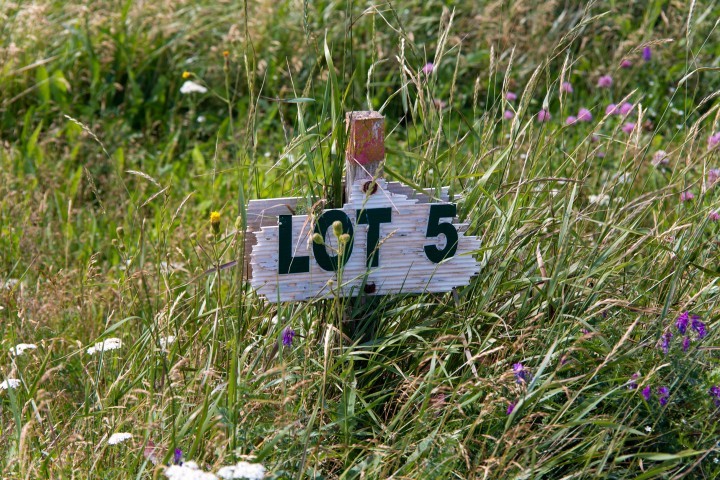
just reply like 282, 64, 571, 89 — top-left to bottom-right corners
248, 179, 481, 302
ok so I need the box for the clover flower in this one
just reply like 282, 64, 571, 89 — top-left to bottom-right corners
605, 103, 619, 115
658, 386, 670, 406
709, 132, 720, 151
619, 102, 634, 116
622, 122, 636, 134
537, 109, 551, 123
180, 81, 208, 94
506, 91, 517, 101
108, 432, 133, 445
560, 81, 573, 93
651, 150, 669, 167
710, 211, 720, 222
0, 378, 20, 390
691, 315, 707, 339
676, 311, 689, 334
577, 108, 592, 122
565, 115, 577, 125
422, 62, 434, 75
87, 338, 122, 355
597, 75, 613, 88
620, 59, 632, 69
10, 343, 37, 356
503, 110, 514, 120
641, 385, 652, 401
707, 169, 720, 187
216, 462, 266, 480
281, 327, 295, 347
680, 190, 694, 202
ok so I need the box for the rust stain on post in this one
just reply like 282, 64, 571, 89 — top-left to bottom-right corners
345, 111, 385, 201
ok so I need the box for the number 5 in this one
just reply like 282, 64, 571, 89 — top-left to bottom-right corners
424, 204, 458, 263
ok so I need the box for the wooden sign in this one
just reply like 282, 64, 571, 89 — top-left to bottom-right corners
245, 112, 480, 303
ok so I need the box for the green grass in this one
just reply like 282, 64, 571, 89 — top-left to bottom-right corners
2, 0, 720, 478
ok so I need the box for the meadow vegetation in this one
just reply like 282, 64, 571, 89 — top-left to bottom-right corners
2, 0, 720, 478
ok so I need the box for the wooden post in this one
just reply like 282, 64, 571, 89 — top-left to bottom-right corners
345, 111, 385, 202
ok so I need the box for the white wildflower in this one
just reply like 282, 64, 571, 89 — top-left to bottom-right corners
2, 279, 19, 290
588, 194, 610, 206
108, 432, 133, 445
216, 462, 266, 480
87, 338, 123, 355
180, 81, 208, 94
0, 378, 21, 390
165, 462, 217, 480
644, 426, 652, 432
197, 115, 206, 123
10, 343, 37, 356
613, 172, 632, 184
159, 336, 176, 350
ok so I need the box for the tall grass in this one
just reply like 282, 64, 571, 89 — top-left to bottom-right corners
2, 0, 720, 478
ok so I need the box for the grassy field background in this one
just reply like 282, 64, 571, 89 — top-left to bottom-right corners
2, 0, 720, 478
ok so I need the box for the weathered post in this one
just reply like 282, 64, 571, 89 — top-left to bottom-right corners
345, 111, 385, 202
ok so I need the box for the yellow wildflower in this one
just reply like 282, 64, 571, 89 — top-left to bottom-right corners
182, 71, 191, 79
210, 211, 221, 234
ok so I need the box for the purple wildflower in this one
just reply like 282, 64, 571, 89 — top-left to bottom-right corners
596, 151, 606, 158
691, 315, 707, 339
622, 122, 636, 134
658, 386, 669, 406
513, 363, 530, 383
660, 331, 672, 354
619, 102, 634, 116
627, 372, 640, 390
652, 150, 669, 167
642, 46, 652, 62
281, 327, 295, 346
577, 108, 593, 122
560, 81, 573, 94
642, 385, 652, 401
682, 336, 691, 352
676, 311, 689, 334
707, 169, 720, 187
591, 135, 599, 143
566, 115, 577, 125
620, 59, 632, 68
503, 110, 514, 120
709, 132, 720, 151
422, 62, 434, 75
597, 75, 613, 88
711, 386, 720, 407
537, 109, 551, 123
710, 211, 720, 222
506, 91, 517, 101
173, 448, 183, 465
680, 190, 694, 202
605, 103, 619, 115
507, 401, 516, 415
